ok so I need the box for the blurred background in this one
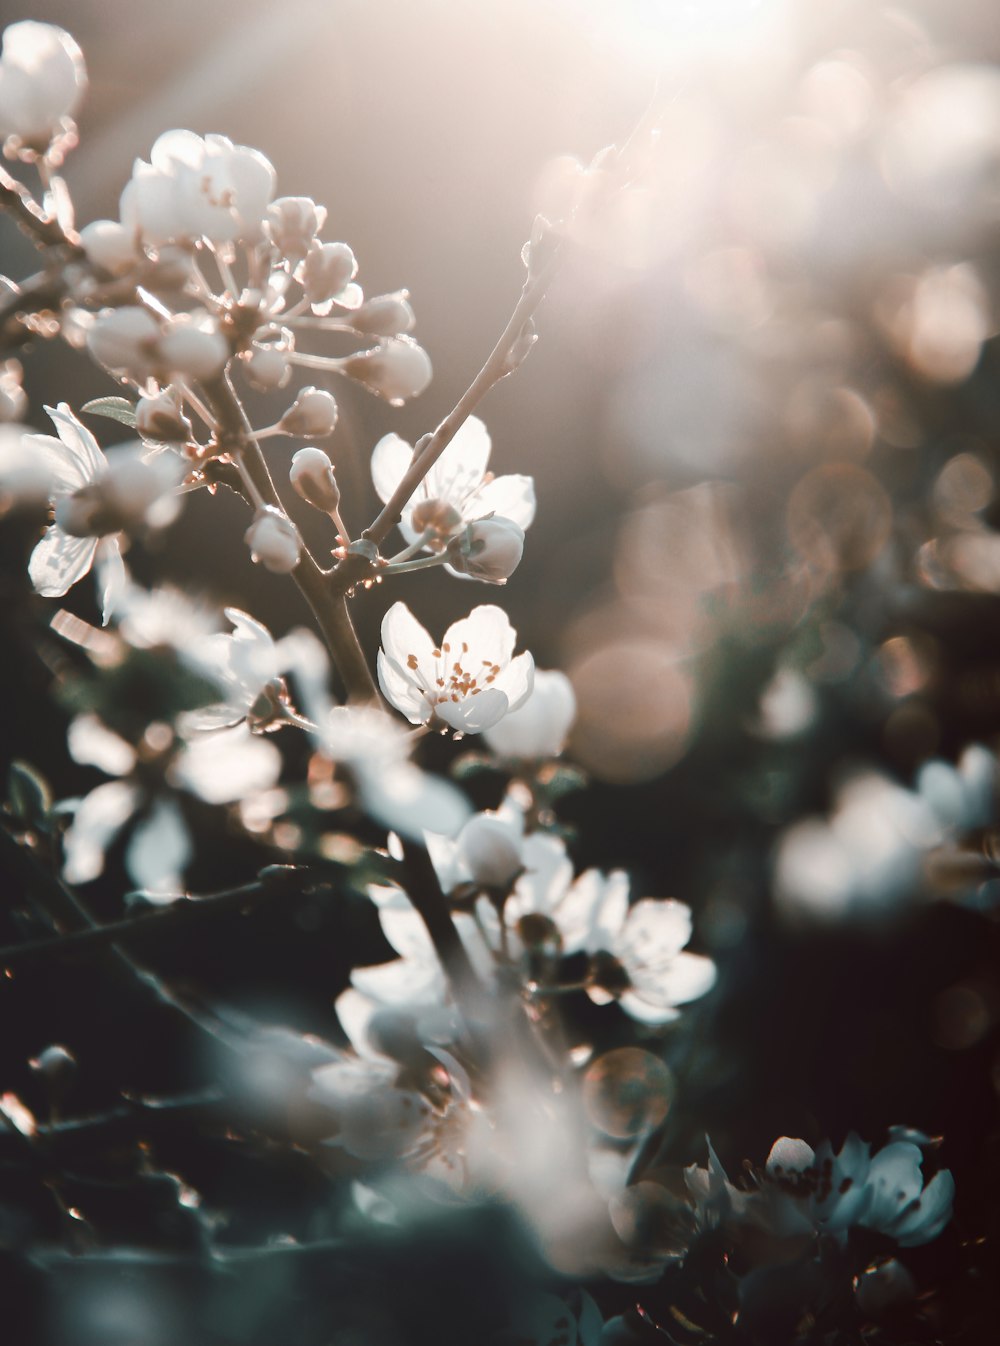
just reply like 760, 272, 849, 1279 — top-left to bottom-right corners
2, 0, 1000, 1341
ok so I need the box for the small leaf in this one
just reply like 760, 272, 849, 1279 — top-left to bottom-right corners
81, 396, 137, 429
7, 761, 52, 827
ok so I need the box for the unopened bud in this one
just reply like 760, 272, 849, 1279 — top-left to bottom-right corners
457, 814, 523, 890
447, 516, 524, 583
244, 341, 292, 390
245, 506, 301, 574
159, 312, 230, 381
135, 388, 191, 443
279, 385, 338, 438
87, 306, 162, 381
301, 241, 358, 306
410, 496, 463, 540
0, 22, 86, 152
342, 337, 432, 406
267, 196, 326, 265
290, 447, 340, 513
79, 219, 138, 277
350, 290, 416, 336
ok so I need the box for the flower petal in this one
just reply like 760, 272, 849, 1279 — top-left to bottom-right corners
475, 473, 536, 530
370, 432, 413, 505
29, 526, 98, 597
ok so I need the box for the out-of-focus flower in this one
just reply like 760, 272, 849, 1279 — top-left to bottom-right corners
289, 447, 340, 513
429, 805, 527, 892
135, 387, 192, 444
343, 336, 432, 405
244, 340, 292, 391
371, 415, 534, 553
0, 423, 51, 511
87, 307, 163, 382
446, 516, 525, 584
377, 601, 534, 735
78, 220, 139, 277
244, 506, 301, 574
279, 385, 338, 438
157, 312, 230, 381
0, 360, 27, 422
483, 668, 576, 759
182, 607, 303, 732
121, 130, 276, 248
28, 404, 180, 611
0, 21, 86, 152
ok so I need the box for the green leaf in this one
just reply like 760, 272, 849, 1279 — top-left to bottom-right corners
7, 761, 52, 826
81, 396, 137, 429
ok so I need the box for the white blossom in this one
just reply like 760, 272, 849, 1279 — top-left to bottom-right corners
371, 415, 535, 556
121, 130, 276, 248
266, 196, 326, 265
79, 220, 139, 277
483, 669, 576, 758
0, 423, 51, 511
377, 601, 534, 735
0, 21, 86, 151
300, 240, 360, 310
27, 404, 123, 606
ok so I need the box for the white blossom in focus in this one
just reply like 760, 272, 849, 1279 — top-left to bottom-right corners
0, 21, 85, 150
121, 130, 276, 248
377, 601, 534, 735
371, 415, 535, 555
483, 669, 576, 759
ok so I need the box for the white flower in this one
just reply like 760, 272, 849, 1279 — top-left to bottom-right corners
300, 241, 360, 310
508, 862, 715, 1024
377, 601, 534, 735
427, 801, 527, 893
157, 312, 229, 381
27, 404, 123, 608
170, 724, 281, 805
762, 1134, 956, 1248
446, 517, 525, 585
0, 423, 51, 511
0, 21, 86, 150
371, 415, 535, 556
266, 196, 326, 266
343, 336, 432, 405
121, 130, 276, 249
79, 220, 139, 277
483, 669, 576, 759
244, 507, 301, 574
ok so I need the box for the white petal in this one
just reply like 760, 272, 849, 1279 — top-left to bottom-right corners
555, 869, 624, 955
370, 432, 413, 505
171, 725, 281, 804
356, 762, 471, 841
377, 648, 428, 723
507, 832, 574, 920
62, 780, 140, 885
766, 1137, 816, 1176
436, 686, 509, 734
441, 604, 516, 667
615, 991, 682, 1025
629, 951, 717, 1007
29, 526, 98, 597
618, 898, 694, 968
125, 796, 191, 894
863, 1143, 925, 1231
380, 601, 437, 673
98, 538, 127, 626
474, 473, 536, 529
46, 403, 106, 482
67, 714, 136, 776
894, 1169, 955, 1246
423, 416, 492, 503
493, 650, 534, 714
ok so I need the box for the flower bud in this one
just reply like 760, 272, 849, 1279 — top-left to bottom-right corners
301, 241, 358, 306
87, 306, 162, 381
244, 341, 292, 390
410, 496, 463, 540
245, 506, 301, 574
0, 22, 86, 151
158, 312, 230, 381
55, 448, 182, 537
855, 1260, 916, 1316
267, 196, 326, 265
279, 385, 338, 438
350, 290, 416, 336
342, 337, 432, 406
483, 669, 576, 759
290, 447, 340, 513
135, 387, 192, 443
79, 219, 138, 276
447, 516, 524, 583
456, 814, 524, 890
